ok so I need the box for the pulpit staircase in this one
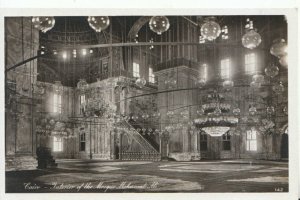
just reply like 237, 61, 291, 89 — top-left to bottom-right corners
119, 120, 160, 161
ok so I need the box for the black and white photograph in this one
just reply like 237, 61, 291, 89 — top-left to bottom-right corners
0, 1, 299, 200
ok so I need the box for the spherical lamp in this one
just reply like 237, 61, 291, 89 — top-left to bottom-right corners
242, 29, 262, 49
149, 16, 170, 35
270, 39, 287, 58
200, 17, 221, 41
87, 16, 110, 32
264, 64, 279, 78
32, 17, 55, 33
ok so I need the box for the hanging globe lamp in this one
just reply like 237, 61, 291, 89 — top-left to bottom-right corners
242, 29, 262, 49
200, 17, 221, 41
87, 16, 110, 32
149, 16, 170, 35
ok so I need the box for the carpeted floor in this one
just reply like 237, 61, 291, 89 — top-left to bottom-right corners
5, 159, 288, 193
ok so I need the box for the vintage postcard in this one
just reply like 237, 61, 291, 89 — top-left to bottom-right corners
0, 1, 299, 200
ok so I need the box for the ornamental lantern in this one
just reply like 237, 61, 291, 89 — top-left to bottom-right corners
149, 16, 170, 35
87, 16, 110, 32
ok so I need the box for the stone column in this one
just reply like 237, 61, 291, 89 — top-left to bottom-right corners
5, 17, 39, 170
155, 66, 200, 161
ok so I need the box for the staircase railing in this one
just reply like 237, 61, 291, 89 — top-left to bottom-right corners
128, 120, 160, 152
121, 120, 159, 153
119, 120, 160, 161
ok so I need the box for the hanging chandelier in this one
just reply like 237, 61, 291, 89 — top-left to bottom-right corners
222, 80, 234, 89
200, 17, 221, 41
252, 74, 264, 84
270, 39, 287, 58
279, 55, 288, 67
77, 79, 89, 92
32, 17, 55, 33
249, 105, 257, 115
87, 16, 110, 32
242, 18, 261, 49
196, 78, 206, 88
272, 81, 285, 94
53, 81, 63, 93
135, 77, 147, 88
194, 92, 238, 137
149, 16, 170, 35
202, 126, 231, 137
242, 29, 262, 49
250, 81, 261, 88
265, 64, 279, 78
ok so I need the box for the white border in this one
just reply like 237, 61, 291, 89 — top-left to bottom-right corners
0, 2, 299, 200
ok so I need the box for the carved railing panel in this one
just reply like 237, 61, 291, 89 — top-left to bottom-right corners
119, 120, 160, 161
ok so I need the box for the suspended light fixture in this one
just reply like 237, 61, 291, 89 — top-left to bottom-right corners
152, 112, 161, 118
149, 16, 170, 35
266, 106, 275, 115
249, 105, 257, 115
242, 18, 261, 49
252, 74, 264, 84
53, 81, 63, 93
77, 79, 89, 92
270, 39, 288, 58
201, 126, 231, 137
279, 55, 288, 68
250, 81, 261, 88
222, 80, 234, 89
194, 92, 238, 137
135, 77, 147, 88
141, 114, 150, 119
197, 78, 206, 88
272, 81, 285, 94
180, 110, 189, 118
264, 64, 279, 78
32, 17, 55, 33
87, 16, 110, 32
131, 115, 139, 121
166, 110, 175, 117
200, 17, 221, 41
232, 108, 241, 115
221, 25, 229, 40
214, 107, 222, 116
164, 79, 177, 89
196, 109, 205, 115
242, 29, 262, 49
